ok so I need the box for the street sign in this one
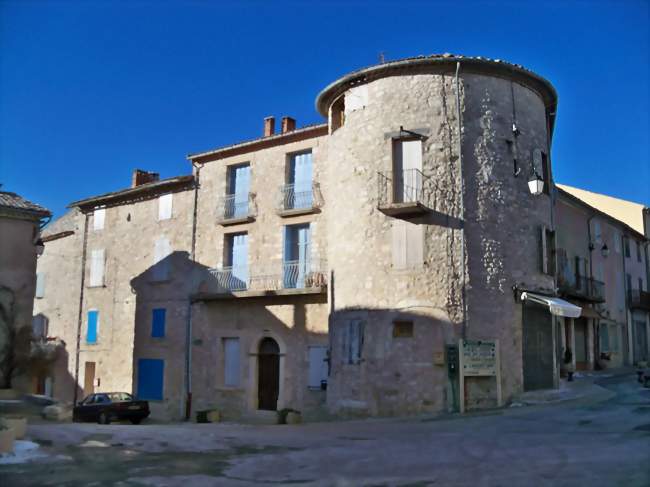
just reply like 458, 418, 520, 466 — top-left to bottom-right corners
461, 339, 497, 376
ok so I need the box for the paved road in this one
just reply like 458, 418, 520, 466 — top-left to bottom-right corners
2, 373, 649, 486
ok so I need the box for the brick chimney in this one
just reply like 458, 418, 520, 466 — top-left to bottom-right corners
263, 116, 275, 137
131, 169, 160, 188
281, 116, 296, 134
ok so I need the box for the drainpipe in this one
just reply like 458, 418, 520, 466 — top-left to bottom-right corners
184, 162, 202, 420
454, 61, 468, 338
72, 212, 89, 405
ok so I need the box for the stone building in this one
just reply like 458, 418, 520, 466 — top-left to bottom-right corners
33, 55, 649, 421
0, 191, 50, 392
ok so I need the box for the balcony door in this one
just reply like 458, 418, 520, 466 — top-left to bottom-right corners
288, 151, 312, 209
284, 224, 310, 288
226, 233, 248, 290
228, 164, 250, 218
393, 139, 422, 203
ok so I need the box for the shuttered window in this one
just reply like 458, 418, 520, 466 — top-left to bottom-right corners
137, 359, 164, 400
86, 310, 99, 344
308, 346, 328, 388
158, 193, 173, 221
35, 272, 45, 298
152, 238, 172, 281
343, 319, 364, 364
89, 249, 105, 287
223, 338, 240, 387
93, 208, 105, 231
151, 308, 166, 338
392, 220, 423, 269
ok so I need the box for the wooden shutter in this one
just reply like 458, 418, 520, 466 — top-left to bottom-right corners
224, 338, 240, 386
89, 249, 105, 287
152, 308, 166, 338
158, 194, 173, 221
93, 208, 105, 231
153, 238, 171, 281
137, 359, 164, 400
87, 310, 99, 344
308, 346, 328, 387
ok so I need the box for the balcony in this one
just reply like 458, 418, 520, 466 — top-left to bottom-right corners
277, 182, 322, 217
377, 169, 435, 217
629, 290, 650, 311
557, 274, 605, 303
217, 193, 256, 225
201, 259, 327, 299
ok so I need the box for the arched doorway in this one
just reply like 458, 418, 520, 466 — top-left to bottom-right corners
258, 337, 280, 411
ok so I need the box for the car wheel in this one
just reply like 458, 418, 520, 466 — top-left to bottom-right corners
98, 412, 110, 425
130, 418, 142, 425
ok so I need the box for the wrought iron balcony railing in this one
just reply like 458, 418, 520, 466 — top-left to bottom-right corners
278, 182, 322, 214
377, 168, 435, 215
557, 274, 605, 303
628, 289, 650, 311
217, 193, 257, 223
208, 259, 327, 294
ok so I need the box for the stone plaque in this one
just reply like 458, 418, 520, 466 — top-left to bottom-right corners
460, 339, 497, 376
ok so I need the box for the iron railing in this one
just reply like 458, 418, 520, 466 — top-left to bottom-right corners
377, 168, 435, 208
208, 259, 327, 293
217, 193, 256, 222
557, 273, 605, 302
629, 289, 650, 310
278, 182, 321, 212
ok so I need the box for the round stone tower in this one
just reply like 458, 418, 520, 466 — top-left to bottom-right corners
317, 55, 558, 416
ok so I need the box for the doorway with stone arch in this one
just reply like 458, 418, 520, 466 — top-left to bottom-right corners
257, 337, 280, 410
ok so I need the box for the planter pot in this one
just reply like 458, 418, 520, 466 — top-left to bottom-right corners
0, 428, 15, 454
4, 417, 27, 440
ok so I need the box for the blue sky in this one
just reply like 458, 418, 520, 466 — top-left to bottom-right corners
1, 0, 648, 220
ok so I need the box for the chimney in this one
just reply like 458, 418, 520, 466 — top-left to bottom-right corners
131, 169, 160, 188
281, 116, 296, 134
263, 116, 275, 137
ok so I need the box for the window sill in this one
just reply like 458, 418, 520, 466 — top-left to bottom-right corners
87, 284, 106, 289
277, 206, 320, 218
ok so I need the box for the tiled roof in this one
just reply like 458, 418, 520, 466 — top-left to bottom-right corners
0, 191, 51, 218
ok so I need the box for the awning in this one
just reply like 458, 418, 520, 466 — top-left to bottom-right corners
520, 292, 582, 318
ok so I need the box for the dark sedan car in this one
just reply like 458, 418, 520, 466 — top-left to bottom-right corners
73, 392, 150, 424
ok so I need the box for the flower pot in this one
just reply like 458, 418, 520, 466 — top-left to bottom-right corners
0, 428, 15, 454
4, 417, 27, 440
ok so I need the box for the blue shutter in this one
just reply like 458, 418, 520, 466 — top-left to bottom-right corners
151, 308, 166, 338
291, 152, 312, 208
231, 234, 248, 288
297, 225, 310, 287
137, 359, 164, 400
232, 164, 250, 218
86, 310, 98, 344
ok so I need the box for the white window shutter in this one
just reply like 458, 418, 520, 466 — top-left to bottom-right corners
158, 194, 173, 221
308, 346, 328, 387
152, 237, 171, 281
35, 272, 45, 298
93, 208, 105, 231
224, 338, 240, 386
90, 249, 105, 286
392, 220, 407, 269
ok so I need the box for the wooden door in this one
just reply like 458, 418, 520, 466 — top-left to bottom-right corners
258, 338, 280, 411
83, 362, 95, 399
522, 303, 554, 391
574, 318, 588, 370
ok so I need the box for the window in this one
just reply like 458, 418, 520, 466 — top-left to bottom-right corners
593, 221, 602, 244
393, 138, 423, 203
614, 232, 621, 253
224, 233, 248, 290
393, 320, 414, 338
599, 324, 609, 352
35, 272, 45, 298
32, 315, 48, 338
284, 151, 313, 210
283, 224, 310, 288
609, 325, 619, 352
639, 278, 644, 292
89, 249, 105, 287
223, 338, 240, 387
624, 237, 631, 258
637, 241, 642, 262
86, 310, 99, 344
226, 163, 251, 219
537, 150, 550, 195
152, 237, 171, 281
308, 346, 328, 388
343, 319, 364, 364
540, 226, 556, 276
158, 193, 173, 221
392, 220, 423, 269
151, 308, 166, 338
136, 359, 164, 400
331, 95, 345, 132
93, 208, 105, 231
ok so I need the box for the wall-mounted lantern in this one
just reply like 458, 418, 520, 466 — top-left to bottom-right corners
528, 172, 544, 196
34, 238, 45, 257
601, 243, 610, 258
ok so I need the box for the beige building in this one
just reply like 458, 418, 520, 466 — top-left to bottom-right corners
0, 191, 50, 393
33, 55, 649, 422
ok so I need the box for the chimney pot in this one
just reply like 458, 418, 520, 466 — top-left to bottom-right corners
131, 169, 160, 188
281, 116, 296, 134
263, 116, 275, 137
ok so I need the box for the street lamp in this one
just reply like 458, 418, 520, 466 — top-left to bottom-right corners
528, 172, 544, 196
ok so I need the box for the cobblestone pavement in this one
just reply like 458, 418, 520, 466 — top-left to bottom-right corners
1, 372, 649, 486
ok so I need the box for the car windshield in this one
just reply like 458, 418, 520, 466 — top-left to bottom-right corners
108, 392, 133, 402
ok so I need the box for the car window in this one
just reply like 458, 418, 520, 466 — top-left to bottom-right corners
96, 394, 110, 404
82, 395, 94, 404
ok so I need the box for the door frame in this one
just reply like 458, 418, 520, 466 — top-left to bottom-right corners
248, 334, 286, 411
